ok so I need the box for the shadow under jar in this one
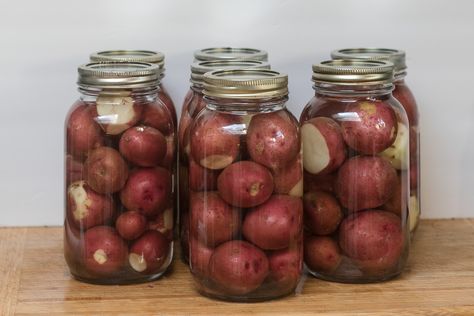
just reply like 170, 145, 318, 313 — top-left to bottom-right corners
331, 48, 420, 235
64, 62, 175, 284
178, 60, 270, 263
300, 60, 410, 283
188, 69, 303, 301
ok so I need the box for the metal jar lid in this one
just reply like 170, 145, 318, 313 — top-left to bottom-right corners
203, 69, 288, 99
312, 60, 395, 85
191, 60, 270, 87
90, 50, 165, 68
331, 48, 406, 73
194, 47, 268, 62
78, 62, 161, 89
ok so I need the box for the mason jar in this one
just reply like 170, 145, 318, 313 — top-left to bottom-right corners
188, 69, 303, 301
65, 62, 175, 284
331, 48, 420, 234
90, 50, 177, 126
300, 60, 410, 283
178, 60, 270, 263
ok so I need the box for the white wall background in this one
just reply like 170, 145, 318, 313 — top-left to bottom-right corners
0, 0, 473, 226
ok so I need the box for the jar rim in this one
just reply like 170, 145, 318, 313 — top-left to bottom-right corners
331, 48, 406, 73
194, 47, 268, 62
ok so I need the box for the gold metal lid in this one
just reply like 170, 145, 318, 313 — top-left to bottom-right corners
190, 60, 270, 86
312, 60, 395, 85
203, 69, 288, 99
194, 47, 268, 62
90, 50, 165, 68
78, 62, 161, 89
331, 48, 406, 73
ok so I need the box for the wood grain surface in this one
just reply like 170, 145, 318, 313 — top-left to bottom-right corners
1, 219, 473, 315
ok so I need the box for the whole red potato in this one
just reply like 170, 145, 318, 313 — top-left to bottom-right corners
217, 161, 274, 208
120, 167, 172, 217
209, 240, 269, 295
267, 246, 302, 290
119, 126, 167, 167
115, 211, 147, 240
141, 103, 174, 136
84, 147, 129, 194
128, 230, 170, 274
304, 190, 342, 235
304, 236, 342, 273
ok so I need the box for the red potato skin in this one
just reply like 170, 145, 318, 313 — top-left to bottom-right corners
383, 174, 406, 217
242, 195, 303, 250
190, 112, 241, 170
339, 210, 403, 270
304, 171, 336, 194
178, 111, 192, 162
115, 211, 147, 240
84, 147, 129, 194
158, 84, 177, 127
272, 154, 303, 196
302, 117, 346, 175
247, 111, 300, 170
129, 230, 170, 274
189, 159, 220, 191
336, 156, 397, 211
190, 237, 214, 278
393, 83, 419, 126
83, 226, 127, 276
341, 101, 398, 154
209, 240, 270, 295
66, 154, 84, 185
267, 246, 302, 290
67, 181, 115, 230
217, 161, 274, 208
147, 207, 173, 240
190, 192, 240, 247
120, 167, 172, 218
141, 103, 174, 136
304, 191, 343, 236
159, 135, 176, 169
304, 236, 342, 273
119, 126, 167, 167
66, 102, 104, 159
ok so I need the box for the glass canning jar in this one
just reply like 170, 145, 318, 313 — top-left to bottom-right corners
64, 62, 175, 284
188, 69, 303, 301
300, 60, 410, 283
90, 50, 177, 126
331, 48, 420, 234
178, 60, 270, 263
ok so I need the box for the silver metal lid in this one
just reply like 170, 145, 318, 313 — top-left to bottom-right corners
203, 69, 288, 99
312, 59, 395, 85
331, 48, 406, 73
77, 62, 161, 89
194, 47, 268, 62
190, 60, 270, 86
90, 50, 165, 67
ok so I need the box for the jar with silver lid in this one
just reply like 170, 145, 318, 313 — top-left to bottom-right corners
65, 62, 175, 284
300, 60, 410, 283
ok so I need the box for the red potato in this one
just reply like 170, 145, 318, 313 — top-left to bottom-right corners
302, 117, 346, 175
267, 247, 302, 290
115, 211, 147, 240
383, 174, 406, 217
246, 111, 300, 170
66, 154, 84, 185
67, 180, 115, 230
178, 112, 192, 162
190, 237, 214, 278
242, 195, 303, 250
189, 159, 220, 191
83, 226, 127, 276
128, 230, 170, 274
209, 240, 269, 295
158, 84, 177, 126
272, 154, 303, 197
159, 135, 176, 169
84, 147, 129, 194
393, 83, 419, 126
142, 102, 174, 135
341, 101, 398, 154
66, 103, 104, 159
190, 192, 240, 247
304, 236, 342, 273
304, 190, 343, 235
119, 126, 167, 167
147, 207, 174, 240
336, 156, 397, 211
217, 161, 274, 208
190, 113, 241, 170
304, 171, 337, 194
120, 167, 172, 217
93, 94, 142, 135
379, 123, 409, 170
339, 210, 404, 273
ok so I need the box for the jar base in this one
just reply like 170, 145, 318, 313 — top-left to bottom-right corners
196, 287, 297, 303
307, 269, 402, 284
71, 271, 168, 285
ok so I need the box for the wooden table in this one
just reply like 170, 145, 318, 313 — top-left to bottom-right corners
1, 219, 474, 315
